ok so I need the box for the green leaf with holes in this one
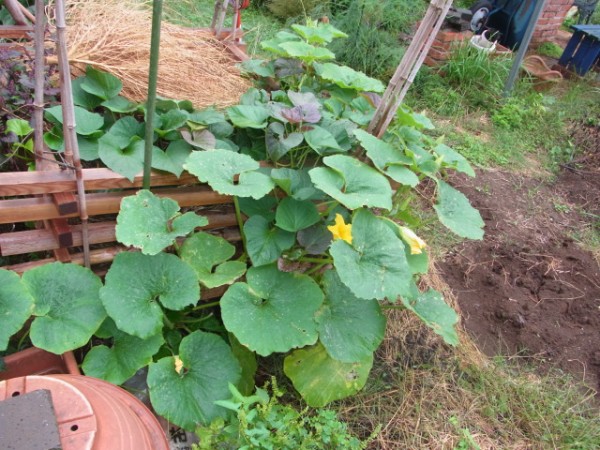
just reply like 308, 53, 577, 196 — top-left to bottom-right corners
22, 263, 105, 354
184, 149, 274, 199
0, 270, 34, 351
80, 66, 123, 100
82, 319, 163, 385
313, 63, 385, 92
244, 216, 295, 266
309, 155, 392, 210
101, 252, 199, 339
316, 270, 385, 363
284, 343, 372, 407
147, 331, 241, 430
180, 232, 246, 289
226, 105, 270, 129
275, 197, 320, 232
330, 209, 412, 300
401, 288, 459, 346
221, 265, 324, 356
116, 190, 207, 255
434, 180, 484, 240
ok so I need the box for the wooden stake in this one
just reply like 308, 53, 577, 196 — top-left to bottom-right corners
3, 0, 28, 25
33, 0, 45, 166
368, 0, 453, 137
54, 0, 91, 268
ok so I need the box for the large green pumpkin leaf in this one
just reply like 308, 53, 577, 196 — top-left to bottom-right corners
330, 209, 412, 300
434, 180, 484, 240
284, 343, 372, 407
271, 168, 318, 201
0, 270, 34, 351
221, 265, 324, 356
401, 288, 459, 346
147, 331, 241, 430
278, 41, 335, 62
316, 270, 385, 363
72, 76, 103, 109
353, 129, 418, 186
116, 190, 207, 255
81, 66, 123, 100
101, 95, 139, 113
22, 263, 105, 354
275, 197, 320, 232
98, 134, 144, 182
290, 23, 347, 44
226, 105, 270, 129
244, 216, 295, 266
101, 252, 200, 339
304, 125, 343, 155
229, 334, 257, 396
180, 232, 246, 288
313, 62, 385, 92
434, 143, 475, 177
44, 105, 104, 136
309, 155, 392, 210
82, 319, 163, 385
184, 149, 274, 199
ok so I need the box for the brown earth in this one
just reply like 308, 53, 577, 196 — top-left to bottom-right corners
440, 125, 600, 390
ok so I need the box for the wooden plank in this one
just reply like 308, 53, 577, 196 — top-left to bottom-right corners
0, 169, 198, 197
48, 218, 73, 248
0, 211, 237, 256
52, 191, 78, 215
52, 247, 71, 262
3, 246, 126, 275
0, 186, 232, 224
0, 25, 33, 38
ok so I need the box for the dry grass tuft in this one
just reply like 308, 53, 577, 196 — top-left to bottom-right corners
49, 0, 250, 108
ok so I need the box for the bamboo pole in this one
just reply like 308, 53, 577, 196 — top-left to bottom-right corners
143, 0, 163, 190
3, 0, 28, 25
367, 0, 453, 138
54, 0, 91, 268
213, 0, 228, 36
18, 1, 36, 24
33, 0, 45, 166
231, 0, 240, 42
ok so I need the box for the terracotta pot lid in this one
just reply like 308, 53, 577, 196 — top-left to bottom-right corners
0, 375, 96, 450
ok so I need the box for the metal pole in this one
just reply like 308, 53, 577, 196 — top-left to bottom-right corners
503, 0, 548, 96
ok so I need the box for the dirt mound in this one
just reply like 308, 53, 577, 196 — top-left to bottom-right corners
440, 167, 600, 390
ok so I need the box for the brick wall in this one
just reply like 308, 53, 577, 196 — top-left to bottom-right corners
532, 0, 573, 43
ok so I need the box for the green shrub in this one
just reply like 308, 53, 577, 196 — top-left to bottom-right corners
491, 93, 546, 130
194, 381, 376, 449
537, 41, 564, 59
267, 0, 322, 19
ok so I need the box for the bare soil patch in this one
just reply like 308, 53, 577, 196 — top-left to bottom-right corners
440, 144, 600, 389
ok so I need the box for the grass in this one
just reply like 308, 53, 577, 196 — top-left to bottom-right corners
163, 0, 282, 56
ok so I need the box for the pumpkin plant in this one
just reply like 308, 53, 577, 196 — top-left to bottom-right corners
1, 20, 484, 432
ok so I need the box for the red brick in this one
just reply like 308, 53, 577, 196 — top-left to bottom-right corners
424, 56, 442, 67
428, 46, 449, 61
436, 29, 473, 43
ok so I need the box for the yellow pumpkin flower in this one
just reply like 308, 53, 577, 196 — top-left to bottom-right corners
174, 355, 184, 374
399, 226, 426, 254
328, 214, 352, 244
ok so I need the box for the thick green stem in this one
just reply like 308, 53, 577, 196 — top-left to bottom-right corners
298, 256, 333, 264
191, 301, 221, 312
233, 196, 247, 251
143, 0, 163, 190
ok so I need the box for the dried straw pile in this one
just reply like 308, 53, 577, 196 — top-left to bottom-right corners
52, 0, 250, 108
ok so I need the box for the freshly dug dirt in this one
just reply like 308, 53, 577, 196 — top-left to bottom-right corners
440, 147, 600, 389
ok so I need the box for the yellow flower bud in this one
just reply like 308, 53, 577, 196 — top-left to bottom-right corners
399, 226, 426, 254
